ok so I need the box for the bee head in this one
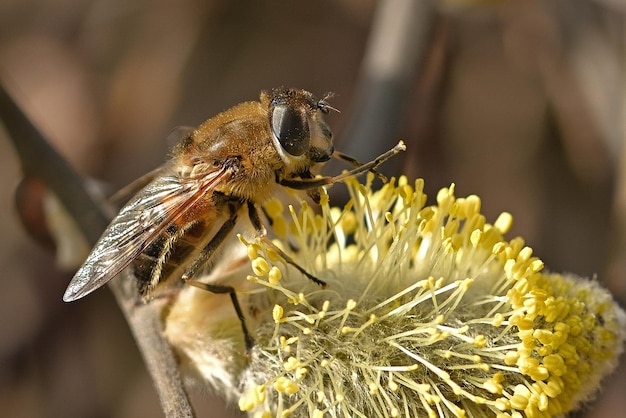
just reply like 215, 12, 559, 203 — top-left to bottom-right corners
263, 88, 335, 168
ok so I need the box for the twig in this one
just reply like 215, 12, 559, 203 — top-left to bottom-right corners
0, 80, 195, 417
0, 82, 109, 244
341, 0, 437, 159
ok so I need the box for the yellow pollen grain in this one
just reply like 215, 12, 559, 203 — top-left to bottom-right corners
494, 212, 513, 234
518, 246, 533, 262
492, 313, 505, 326
530, 259, 544, 272
295, 367, 308, 380
388, 375, 399, 392
316, 391, 325, 402
492, 242, 506, 255
538, 393, 549, 411
265, 246, 281, 262
470, 229, 482, 248
268, 266, 282, 284
368, 382, 379, 395
543, 354, 566, 376
483, 378, 503, 394
473, 335, 487, 348
273, 305, 284, 322
494, 397, 510, 411
529, 366, 550, 382
273, 377, 299, 394
283, 357, 301, 371
510, 385, 531, 410
244, 242, 260, 260
464, 195, 481, 216
252, 257, 270, 276
545, 378, 563, 398
255, 385, 266, 402
505, 351, 520, 365
238, 397, 254, 412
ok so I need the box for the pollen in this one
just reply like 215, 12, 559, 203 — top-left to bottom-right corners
273, 377, 299, 394
251, 257, 270, 276
272, 305, 284, 322
268, 266, 282, 284
171, 177, 625, 418
494, 212, 513, 234
283, 357, 300, 371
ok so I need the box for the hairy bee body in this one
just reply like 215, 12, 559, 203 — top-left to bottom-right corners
64, 88, 337, 302
131, 206, 216, 296
172, 100, 282, 201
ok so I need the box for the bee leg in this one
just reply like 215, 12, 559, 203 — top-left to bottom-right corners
184, 279, 254, 351
296, 169, 322, 204
181, 201, 255, 351
332, 150, 388, 183
247, 202, 326, 288
279, 140, 405, 190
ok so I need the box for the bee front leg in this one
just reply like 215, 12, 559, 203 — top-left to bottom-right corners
247, 202, 326, 288
181, 201, 254, 351
332, 150, 388, 183
279, 140, 405, 190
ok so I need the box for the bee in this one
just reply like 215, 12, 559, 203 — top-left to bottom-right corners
63, 87, 404, 348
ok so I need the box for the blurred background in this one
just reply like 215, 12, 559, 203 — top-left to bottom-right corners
0, 0, 625, 416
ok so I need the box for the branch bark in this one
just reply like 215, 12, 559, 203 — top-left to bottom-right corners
0, 80, 195, 417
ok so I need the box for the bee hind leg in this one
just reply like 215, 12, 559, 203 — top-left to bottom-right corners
183, 278, 254, 351
181, 200, 254, 351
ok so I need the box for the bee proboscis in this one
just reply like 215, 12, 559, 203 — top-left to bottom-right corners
63, 87, 405, 348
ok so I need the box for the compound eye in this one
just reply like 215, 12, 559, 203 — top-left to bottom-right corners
271, 104, 310, 156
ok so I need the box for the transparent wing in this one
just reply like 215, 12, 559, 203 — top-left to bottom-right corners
63, 166, 231, 302
107, 166, 164, 207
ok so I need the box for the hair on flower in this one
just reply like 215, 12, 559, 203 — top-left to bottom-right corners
165, 174, 625, 418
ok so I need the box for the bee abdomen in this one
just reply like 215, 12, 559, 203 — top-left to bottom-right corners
133, 221, 208, 297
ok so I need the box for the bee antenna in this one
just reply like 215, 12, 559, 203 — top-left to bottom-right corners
318, 92, 340, 114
